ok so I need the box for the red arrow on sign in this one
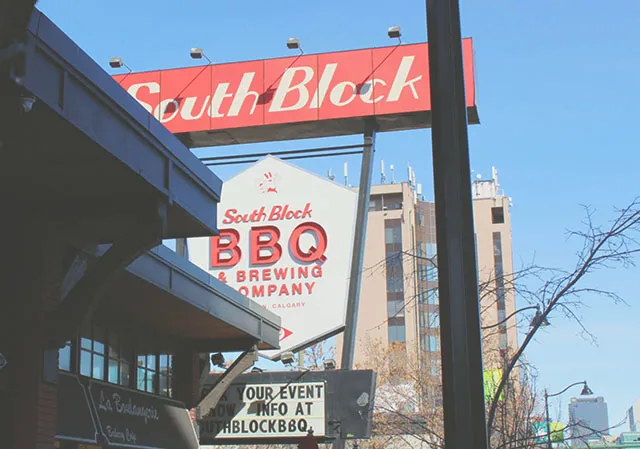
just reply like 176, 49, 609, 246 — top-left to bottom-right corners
280, 327, 293, 341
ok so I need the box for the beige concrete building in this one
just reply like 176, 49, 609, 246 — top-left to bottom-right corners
336, 167, 517, 392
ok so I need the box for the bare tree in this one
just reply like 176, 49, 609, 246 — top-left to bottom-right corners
357, 198, 640, 448
486, 199, 640, 437
302, 340, 336, 370
356, 341, 540, 449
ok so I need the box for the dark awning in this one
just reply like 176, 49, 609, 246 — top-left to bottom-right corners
94, 245, 281, 352
57, 372, 200, 449
2, 9, 222, 243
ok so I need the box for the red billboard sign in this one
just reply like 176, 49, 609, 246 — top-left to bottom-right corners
115, 40, 477, 146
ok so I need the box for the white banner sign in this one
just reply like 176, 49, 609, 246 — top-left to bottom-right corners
189, 156, 357, 358
199, 382, 326, 439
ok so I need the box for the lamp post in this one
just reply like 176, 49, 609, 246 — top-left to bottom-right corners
544, 381, 593, 449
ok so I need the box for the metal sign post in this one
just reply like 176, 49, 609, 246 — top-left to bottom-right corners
333, 120, 376, 449
341, 119, 377, 371
426, 0, 489, 448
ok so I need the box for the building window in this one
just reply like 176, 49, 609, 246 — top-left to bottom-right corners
427, 290, 439, 305
388, 317, 406, 343
108, 332, 131, 387
58, 341, 72, 371
493, 231, 508, 350
80, 325, 106, 380
429, 335, 440, 351
385, 219, 406, 345
420, 334, 427, 351
426, 264, 438, 281
491, 206, 505, 224
369, 197, 382, 211
499, 333, 508, 351
159, 355, 173, 397
137, 353, 158, 394
385, 223, 402, 244
426, 243, 437, 259
429, 311, 440, 328
65, 324, 172, 398
386, 274, 404, 292
137, 352, 173, 397
383, 194, 403, 210
386, 254, 403, 274
418, 265, 428, 281
417, 214, 425, 226
387, 299, 405, 318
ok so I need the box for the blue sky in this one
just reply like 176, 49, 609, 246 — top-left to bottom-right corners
38, 0, 640, 428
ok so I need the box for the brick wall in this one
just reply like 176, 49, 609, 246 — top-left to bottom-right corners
9, 229, 65, 449
12, 330, 59, 449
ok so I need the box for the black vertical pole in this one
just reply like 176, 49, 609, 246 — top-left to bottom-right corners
545, 391, 552, 449
426, 1, 488, 449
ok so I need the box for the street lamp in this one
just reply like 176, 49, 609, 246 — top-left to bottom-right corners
280, 351, 295, 365
190, 47, 212, 64
531, 307, 550, 328
544, 381, 593, 449
286, 37, 304, 54
323, 359, 337, 370
387, 26, 402, 44
210, 352, 225, 368
108, 57, 132, 73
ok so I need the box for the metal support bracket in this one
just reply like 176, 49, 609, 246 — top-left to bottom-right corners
47, 201, 167, 347
197, 346, 258, 415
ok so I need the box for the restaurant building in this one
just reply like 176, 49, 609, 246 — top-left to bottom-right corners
0, 7, 280, 449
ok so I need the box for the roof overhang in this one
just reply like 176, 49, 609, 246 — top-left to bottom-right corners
1, 9, 222, 243
93, 245, 281, 351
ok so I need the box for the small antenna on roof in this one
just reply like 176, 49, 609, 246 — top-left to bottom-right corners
344, 162, 348, 186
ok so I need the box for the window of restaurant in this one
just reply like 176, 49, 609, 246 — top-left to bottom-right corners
58, 340, 73, 371
137, 352, 173, 397
60, 324, 173, 398
108, 332, 131, 387
80, 324, 106, 381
